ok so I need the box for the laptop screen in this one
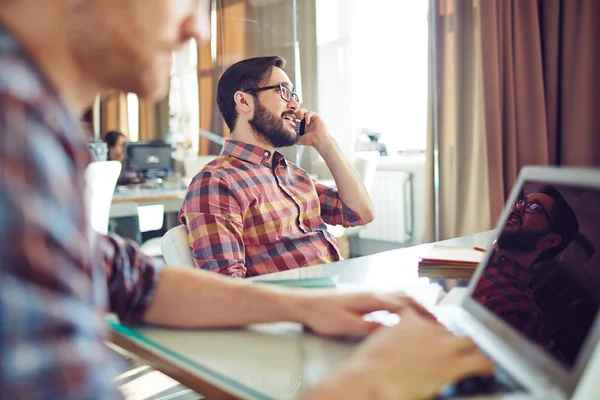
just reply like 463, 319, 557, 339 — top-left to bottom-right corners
471, 181, 600, 369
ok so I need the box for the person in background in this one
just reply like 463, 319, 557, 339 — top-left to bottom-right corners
104, 130, 127, 162
180, 56, 375, 278
81, 107, 95, 137
103, 130, 143, 186
103, 129, 138, 187
0, 0, 491, 399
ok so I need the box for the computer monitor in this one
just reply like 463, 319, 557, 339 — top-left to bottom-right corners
125, 141, 173, 178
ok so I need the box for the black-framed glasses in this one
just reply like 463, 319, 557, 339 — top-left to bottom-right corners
514, 199, 553, 223
243, 84, 300, 103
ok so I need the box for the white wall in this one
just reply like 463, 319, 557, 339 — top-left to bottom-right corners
315, 0, 429, 155
313, 0, 429, 250
313, 152, 427, 246
349, 0, 428, 153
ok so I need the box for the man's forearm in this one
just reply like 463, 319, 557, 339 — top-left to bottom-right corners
142, 266, 305, 328
316, 136, 375, 223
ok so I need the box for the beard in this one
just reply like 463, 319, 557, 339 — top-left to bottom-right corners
497, 228, 550, 253
248, 101, 299, 148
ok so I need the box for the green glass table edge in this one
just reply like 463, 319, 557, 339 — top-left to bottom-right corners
108, 321, 273, 400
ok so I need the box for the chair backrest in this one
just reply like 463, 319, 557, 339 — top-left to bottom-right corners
137, 204, 165, 232
108, 201, 165, 233
84, 161, 122, 235
161, 225, 195, 267
353, 151, 381, 193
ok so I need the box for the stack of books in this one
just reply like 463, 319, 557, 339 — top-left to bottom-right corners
418, 245, 486, 279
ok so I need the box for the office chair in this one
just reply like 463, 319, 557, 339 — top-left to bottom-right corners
161, 225, 195, 267
85, 161, 122, 235
110, 202, 166, 258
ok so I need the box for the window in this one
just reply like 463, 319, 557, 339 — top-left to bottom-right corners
169, 39, 199, 154
316, 0, 429, 154
127, 93, 139, 142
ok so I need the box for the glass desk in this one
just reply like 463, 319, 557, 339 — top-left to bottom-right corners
110, 231, 496, 399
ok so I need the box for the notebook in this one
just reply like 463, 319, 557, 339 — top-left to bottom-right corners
419, 245, 486, 267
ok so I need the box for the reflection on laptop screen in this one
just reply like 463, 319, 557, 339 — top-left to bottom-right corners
472, 182, 600, 369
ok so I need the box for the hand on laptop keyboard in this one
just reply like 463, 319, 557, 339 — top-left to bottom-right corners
453, 375, 499, 395
314, 309, 494, 400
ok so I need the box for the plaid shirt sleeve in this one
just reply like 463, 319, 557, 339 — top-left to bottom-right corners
313, 180, 362, 227
100, 233, 164, 323
180, 170, 246, 278
0, 93, 162, 397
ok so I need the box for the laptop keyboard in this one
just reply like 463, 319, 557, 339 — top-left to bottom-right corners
434, 314, 527, 398
437, 365, 525, 398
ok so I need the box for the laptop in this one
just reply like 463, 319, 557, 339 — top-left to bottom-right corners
433, 166, 600, 399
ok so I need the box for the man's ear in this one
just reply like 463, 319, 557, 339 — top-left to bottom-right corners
541, 233, 562, 251
234, 91, 254, 114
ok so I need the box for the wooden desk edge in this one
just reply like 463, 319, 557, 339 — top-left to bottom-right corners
112, 195, 185, 203
110, 330, 240, 400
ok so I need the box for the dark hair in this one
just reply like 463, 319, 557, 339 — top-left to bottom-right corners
104, 130, 125, 148
216, 56, 286, 132
537, 185, 579, 261
81, 108, 93, 123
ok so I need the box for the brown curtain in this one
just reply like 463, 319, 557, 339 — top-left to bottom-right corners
211, 0, 249, 154
152, 96, 170, 141
99, 93, 167, 141
195, 0, 248, 155
480, 0, 600, 223
99, 91, 129, 139
424, 0, 491, 242
198, 31, 216, 155
138, 99, 154, 141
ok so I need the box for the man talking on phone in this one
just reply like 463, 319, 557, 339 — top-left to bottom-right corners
180, 56, 375, 278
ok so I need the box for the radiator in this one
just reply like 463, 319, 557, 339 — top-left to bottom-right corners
359, 170, 414, 243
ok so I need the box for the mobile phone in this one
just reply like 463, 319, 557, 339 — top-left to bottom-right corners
295, 118, 306, 136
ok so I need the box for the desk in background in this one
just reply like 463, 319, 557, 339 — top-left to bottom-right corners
110, 187, 188, 218
110, 231, 496, 399
108, 176, 338, 219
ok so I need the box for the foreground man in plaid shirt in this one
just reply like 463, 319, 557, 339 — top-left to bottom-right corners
0, 0, 492, 398
180, 56, 375, 277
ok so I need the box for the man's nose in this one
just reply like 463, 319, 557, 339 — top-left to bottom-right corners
287, 97, 299, 111
513, 202, 526, 214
